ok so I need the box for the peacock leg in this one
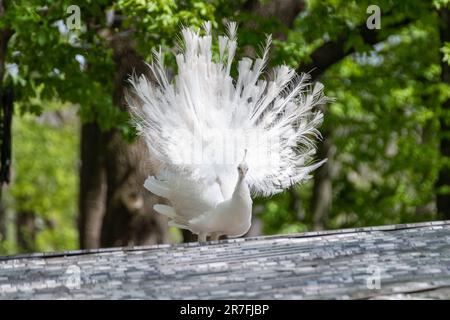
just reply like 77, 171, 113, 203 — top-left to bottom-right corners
198, 232, 207, 242
211, 233, 220, 241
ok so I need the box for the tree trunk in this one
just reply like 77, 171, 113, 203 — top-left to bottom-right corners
436, 7, 450, 219
294, 14, 417, 229
311, 132, 332, 230
78, 121, 106, 249
16, 210, 36, 252
240, 0, 306, 238
0, 203, 5, 242
0, 1, 12, 89
0, 0, 13, 244
245, 0, 305, 37
100, 36, 169, 247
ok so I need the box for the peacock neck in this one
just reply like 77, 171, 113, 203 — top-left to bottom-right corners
233, 174, 251, 202
230, 173, 252, 235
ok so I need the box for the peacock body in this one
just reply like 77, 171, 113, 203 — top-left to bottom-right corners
127, 22, 327, 242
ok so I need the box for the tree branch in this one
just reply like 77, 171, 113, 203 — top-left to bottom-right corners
297, 17, 415, 80
244, 0, 305, 34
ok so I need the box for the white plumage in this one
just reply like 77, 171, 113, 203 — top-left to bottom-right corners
127, 22, 327, 242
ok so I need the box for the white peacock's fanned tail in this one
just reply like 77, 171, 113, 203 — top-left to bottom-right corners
127, 21, 328, 197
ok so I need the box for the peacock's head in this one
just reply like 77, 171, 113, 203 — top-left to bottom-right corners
237, 149, 249, 177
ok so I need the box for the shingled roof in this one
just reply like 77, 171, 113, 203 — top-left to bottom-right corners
1, 220, 450, 299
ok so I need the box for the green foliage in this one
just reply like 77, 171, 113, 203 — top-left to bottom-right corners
1, 0, 243, 253
117, 0, 217, 45
326, 17, 441, 227
255, 0, 447, 233
1, 102, 79, 254
442, 42, 450, 64
4, 1, 116, 129
255, 185, 312, 235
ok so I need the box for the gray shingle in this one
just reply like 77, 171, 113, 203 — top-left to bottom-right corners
1, 220, 450, 299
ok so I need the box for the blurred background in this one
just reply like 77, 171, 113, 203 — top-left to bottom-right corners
0, 0, 449, 255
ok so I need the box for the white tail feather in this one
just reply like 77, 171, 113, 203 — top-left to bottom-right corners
153, 204, 177, 218
144, 176, 170, 199
129, 22, 328, 198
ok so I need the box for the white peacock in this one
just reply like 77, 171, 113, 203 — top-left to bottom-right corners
127, 22, 328, 242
